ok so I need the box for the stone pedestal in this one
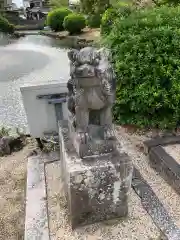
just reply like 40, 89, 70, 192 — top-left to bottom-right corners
59, 120, 133, 228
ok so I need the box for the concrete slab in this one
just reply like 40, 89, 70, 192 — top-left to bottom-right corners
24, 155, 49, 240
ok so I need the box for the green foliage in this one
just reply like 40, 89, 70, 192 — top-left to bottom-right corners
49, 0, 68, 9
103, 6, 180, 129
63, 13, 86, 34
87, 14, 101, 28
152, 0, 180, 6
47, 8, 72, 31
101, 8, 117, 35
101, 4, 132, 35
0, 15, 14, 34
110, 0, 132, 8
80, 0, 110, 15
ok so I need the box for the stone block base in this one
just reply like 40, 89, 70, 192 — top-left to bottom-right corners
59, 120, 133, 228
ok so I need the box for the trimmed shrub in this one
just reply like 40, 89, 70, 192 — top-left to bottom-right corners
47, 8, 72, 31
87, 14, 101, 28
103, 6, 180, 129
63, 13, 86, 34
0, 15, 14, 34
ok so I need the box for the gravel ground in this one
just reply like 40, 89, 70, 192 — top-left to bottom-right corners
115, 126, 180, 229
0, 139, 36, 240
0, 36, 69, 132
45, 161, 161, 240
163, 144, 180, 164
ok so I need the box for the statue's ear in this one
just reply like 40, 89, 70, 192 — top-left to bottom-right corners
68, 49, 78, 62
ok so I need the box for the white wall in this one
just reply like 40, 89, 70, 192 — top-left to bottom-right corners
20, 81, 68, 138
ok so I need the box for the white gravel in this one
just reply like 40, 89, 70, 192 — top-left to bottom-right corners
45, 161, 161, 240
163, 144, 180, 164
115, 126, 180, 229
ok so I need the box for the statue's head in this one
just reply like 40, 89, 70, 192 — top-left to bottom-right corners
68, 47, 100, 65
68, 47, 115, 91
68, 47, 100, 78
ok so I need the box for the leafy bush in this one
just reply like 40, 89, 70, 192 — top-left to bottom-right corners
47, 8, 72, 31
103, 6, 180, 129
0, 15, 14, 34
63, 13, 86, 34
101, 8, 117, 35
101, 5, 132, 35
87, 14, 101, 28
80, 0, 110, 15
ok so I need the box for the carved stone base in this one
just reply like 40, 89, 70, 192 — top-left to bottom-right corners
59, 120, 133, 228
74, 136, 117, 159
69, 121, 117, 158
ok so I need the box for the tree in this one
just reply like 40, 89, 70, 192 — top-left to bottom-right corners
49, 0, 69, 9
80, 0, 110, 14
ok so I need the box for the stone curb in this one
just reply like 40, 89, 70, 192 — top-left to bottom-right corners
149, 146, 180, 195
144, 136, 180, 153
132, 168, 180, 240
24, 155, 50, 240
144, 137, 180, 196
39, 31, 94, 48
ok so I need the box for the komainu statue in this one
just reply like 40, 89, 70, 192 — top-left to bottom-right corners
67, 47, 116, 158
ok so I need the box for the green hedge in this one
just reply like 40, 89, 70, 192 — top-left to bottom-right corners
101, 6, 132, 35
0, 15, 14, 34
87, 14, 101, 28
47, 8, 72, 31
63, 13, 86, 34
101, 8, 117, 35
103, 6, 180, 129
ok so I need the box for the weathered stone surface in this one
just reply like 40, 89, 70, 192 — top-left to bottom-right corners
144, 136, 180, 153
25, 155, 49, 240
67, 47, 116, 158
59, 120, 133, 228
60, 47, 133, 228
149, 146, 180, 196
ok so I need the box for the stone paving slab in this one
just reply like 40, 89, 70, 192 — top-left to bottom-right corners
24, 155, 49, 240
